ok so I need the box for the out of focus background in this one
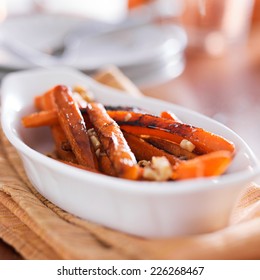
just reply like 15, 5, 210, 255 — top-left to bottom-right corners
0, 0, 260, 155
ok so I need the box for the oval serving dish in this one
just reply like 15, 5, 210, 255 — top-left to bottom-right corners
1, 67, 259, 238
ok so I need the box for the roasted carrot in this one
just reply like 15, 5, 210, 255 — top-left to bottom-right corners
35, 86, 91, 109
25, 92, 89, 128
53, 85, 98, 170
36, 87, 77, 163
41, 88, 56, 109
123, 132, 180, 166
21, 110, 58, 127
21, 105, 77, 162
172, 150, 233, 180
86, 126, 116, 175
22, 110, 58, 128
98, 153, 117, 177
20, 109, 175, 129
144, 136, 197, 160
34, 95, 44, 110
22, 83, 237, 182
50, 126, 77, 163
108, 111, 235, 154
33, 86, 56, 110
86, 102, 140, 180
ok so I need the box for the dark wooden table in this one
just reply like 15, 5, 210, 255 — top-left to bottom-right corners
1, 22, 260, 260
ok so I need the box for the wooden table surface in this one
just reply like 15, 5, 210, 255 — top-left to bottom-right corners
1, 23, 260, 260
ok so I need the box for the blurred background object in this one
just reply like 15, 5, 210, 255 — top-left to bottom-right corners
33, 0, 128, 23
128, 0, 150, 9
180, 0, 255, 56
0, 0, 259, 75
1, 0, 35, 16
141, 0, 260, 159
0, 0, 187, 87
0, 0, 6, 22
252, 0, 260, 25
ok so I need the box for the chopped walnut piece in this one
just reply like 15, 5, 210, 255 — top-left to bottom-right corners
180, 139, 195, 152
124, 112, 132, 121
143, 156, 172, 181
87, 128, 101, 156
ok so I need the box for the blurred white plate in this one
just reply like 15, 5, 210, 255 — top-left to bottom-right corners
0, 14, 85, 70
0, 14, 187, 71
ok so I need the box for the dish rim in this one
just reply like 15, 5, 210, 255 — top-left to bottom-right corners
1, 67, 260, 195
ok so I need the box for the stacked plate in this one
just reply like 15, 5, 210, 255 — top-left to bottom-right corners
0, 14, 187, 86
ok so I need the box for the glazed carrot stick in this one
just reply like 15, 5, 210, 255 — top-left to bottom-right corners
37, 87, 77, 163
50, 126, 78, 163
144, 136, 197, 160
53, 85, 98, 170
98, 153, 116, 177
34, 95, 44, 110
35, 86, 91, 109
108, 111, 235, 154
41, 88, 56, 109
22, 88, 77, 163
33, 86, 56, 110
172, 150, 233, 180
20, 109, 176, 129
27, 92, 89, 127
86, 102, 140, 180
22, 110, 58, 128
86, 126, 116, 175
123, 132, 180, 166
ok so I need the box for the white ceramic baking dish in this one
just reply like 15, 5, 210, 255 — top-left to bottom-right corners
1, 67, 259, 238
